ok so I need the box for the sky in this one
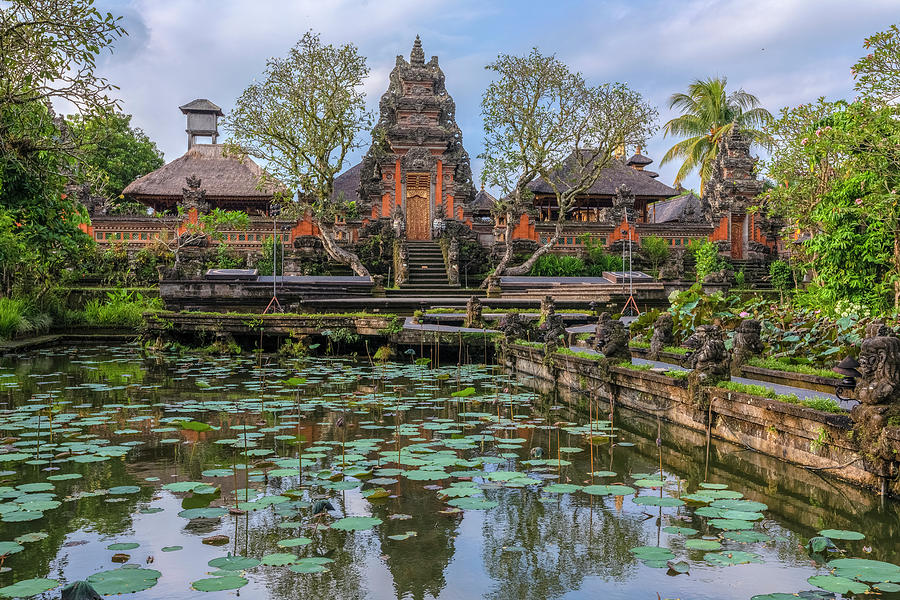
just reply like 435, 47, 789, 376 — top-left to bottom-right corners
93, 0, 898, 194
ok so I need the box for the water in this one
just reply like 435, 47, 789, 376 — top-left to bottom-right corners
0, 344, 898, 600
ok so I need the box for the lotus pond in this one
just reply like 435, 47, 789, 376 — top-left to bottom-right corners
0, 345, 898, 600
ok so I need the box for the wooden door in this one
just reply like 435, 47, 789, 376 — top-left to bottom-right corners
406, 172, 431, 240
730, 214, 744, 259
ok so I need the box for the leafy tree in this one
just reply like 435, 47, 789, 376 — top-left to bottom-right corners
0, 0, 126, 298
769, 259, 794, 303
257, 235, 283, 276
660, 77, 772, 188
156, 208, 250, 273
66, 111, 164, 202
225, 31, 372, 276
640, 235, 670, 274
853, 23, 900, 103
480, 48, 656, 281
689, 239, 722, 282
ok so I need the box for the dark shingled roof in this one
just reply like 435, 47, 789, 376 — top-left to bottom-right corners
527, 151, 678, 198
471, 188, 497, 211
331, 162, 363, 202
123, 144, 277, 199
179, 99, 223, 115
643, 170, 659, 178
650, 192, 701, 223
626, 152, 653, 167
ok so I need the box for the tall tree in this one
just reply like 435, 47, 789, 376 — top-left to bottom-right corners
481, 49, 656, 280
0, 0, 126, 297
66, 111, 164, 204
660, 77, 772, 188
225, 31, 372, 276
853, 23, 900, 103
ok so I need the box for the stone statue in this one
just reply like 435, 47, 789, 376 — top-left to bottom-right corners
180, 175, 209, 214
498, 311, 530, 341
731, 318, 764, 375
850, 335, 900, 462
649, 313, 674, 360
540, 311, 568, 348
464, 296, 483, 328
540, 296, 555, 323
594, 312, 630, 361
684, 324, 729, 384
865, 320, 894, 338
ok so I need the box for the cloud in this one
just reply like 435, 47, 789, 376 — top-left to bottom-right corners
92, 0, 897, 192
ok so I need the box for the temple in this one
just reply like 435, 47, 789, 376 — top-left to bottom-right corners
82, 38, 780, 275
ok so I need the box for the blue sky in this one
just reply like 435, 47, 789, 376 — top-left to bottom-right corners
96, 0, 898, 194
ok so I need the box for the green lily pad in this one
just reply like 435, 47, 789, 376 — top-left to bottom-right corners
178, 507, 227, 519
543, 483, 582, 494
387, 531, 417, 541
446, 497, 498, 510
0, 577, 59, 598
724, 530, 771, 543
330, 516, 383, 531
685, 539, 722, 550
106, 542, 139, 551
192, 576, 248, 592
663, 526, 698, 536
0, 542, 24, 556
13, 532, 48, 544
817, 529, 864, 540
808, 575, 869, 594
828, 558, 900, 583
582, 485, 635, 496
289, 563, 327, 574
260, 552, 298, 565
108, 486, 141, 495
86, 567, 162, 595
161, 546, 182, 552
704, 551, 764, 566
208, 555, 260, 570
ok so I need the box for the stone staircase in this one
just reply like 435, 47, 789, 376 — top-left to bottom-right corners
395, 240, 461, 296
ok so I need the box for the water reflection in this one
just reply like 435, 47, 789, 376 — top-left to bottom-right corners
0, 346, 897, 600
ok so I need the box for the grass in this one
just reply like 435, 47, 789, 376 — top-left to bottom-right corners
746, 357, 837, 379
630, 340, 650, 349
81, 291, 163, 329
663, 345, 690, 356
715, 380, 844, 414
514, 340, 543, 348
664, 369, 690, 379
0, 298, 34, 340
615, 361, 653, 371
556, 347, 599, 360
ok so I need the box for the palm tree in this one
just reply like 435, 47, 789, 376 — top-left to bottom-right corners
660, 77, 772, 190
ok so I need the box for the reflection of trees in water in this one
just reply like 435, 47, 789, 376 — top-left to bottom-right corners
480, 490, 644, 600
231, 503, 370, 600
369, 487, 461, 600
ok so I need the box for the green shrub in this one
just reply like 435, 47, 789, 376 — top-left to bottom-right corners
688, 240, 723, 282
746, 357, 836, 379
582, 235, 623, 275
716, 380, 843, 413
531, 254, 585, 277
0, 298, 33, 340
640, 235, 670, 273
81, 289, 162, 329
256, 235, 283, 276
769, 259, 794, 298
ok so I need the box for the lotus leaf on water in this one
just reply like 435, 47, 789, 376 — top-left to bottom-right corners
704, 551, 764, 566
207, 555, 260, 570
663, 526, 698, 536
0, 542, 24, 556
807, 575, 869, 594
330, 516, 383, 531
685, 539, 722, 550
277, 537, 312, 548
86, 567, 162, 594
817, 529, 864, 540
582, 485, 635, 496
0, 577, 59, 598
192, 576, 248, 592
260, 553, 298, 565
106, 542, 139, 551
446, 497, 498, 510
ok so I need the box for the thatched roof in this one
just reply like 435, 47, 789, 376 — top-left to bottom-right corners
123, 144, 278, 201
527, 151, 677, 198
650, 192, 702, 223
471, 188, 496, 211
626, 152, 653, 167
331, 162, 362, 203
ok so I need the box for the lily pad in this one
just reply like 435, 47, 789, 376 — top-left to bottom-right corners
86, 567, 162, 595
807, 575, 869, 594
446, 497, 498, 510
0, 542, 24, 556
582, 485, 635, 496
192, 576, 248, 592
685, 539, 722, 550
330, 516, 383, 531
106, 542, 139, 551
208, 555, 260, 570
817, 529, 864, 540
260, 553, 298, 565
0, 578, 59, 598
704, 551, 764, 566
